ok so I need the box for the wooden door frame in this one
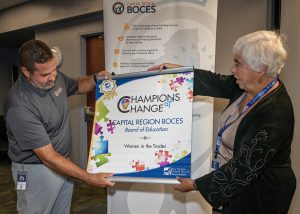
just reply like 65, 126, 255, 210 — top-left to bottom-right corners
78, 30, 104, 167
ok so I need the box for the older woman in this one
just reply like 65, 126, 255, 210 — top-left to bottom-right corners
149, 30, 296, 214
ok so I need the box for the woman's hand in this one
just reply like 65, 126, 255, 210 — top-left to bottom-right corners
172, 177, 196, 193
148, 63, 183, 71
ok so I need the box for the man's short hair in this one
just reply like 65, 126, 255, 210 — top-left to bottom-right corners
19, 40, 53, 73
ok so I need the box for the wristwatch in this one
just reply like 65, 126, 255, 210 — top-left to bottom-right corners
93, 74, 98, 84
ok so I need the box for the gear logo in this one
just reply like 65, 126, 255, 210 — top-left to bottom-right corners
112, 2, 125, 15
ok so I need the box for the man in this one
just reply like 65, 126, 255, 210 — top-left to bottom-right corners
3, 40, 114, 214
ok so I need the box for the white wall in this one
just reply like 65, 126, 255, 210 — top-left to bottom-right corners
214, 0, 269, 143
281, 2, 300, 213
0, 0, 102, 33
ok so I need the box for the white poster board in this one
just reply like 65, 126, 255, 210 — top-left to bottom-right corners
87, 68, 194, 184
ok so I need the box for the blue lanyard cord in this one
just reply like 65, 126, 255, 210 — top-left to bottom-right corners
214, 77, 278, 157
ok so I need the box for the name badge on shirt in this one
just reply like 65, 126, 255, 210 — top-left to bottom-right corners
17, 171, 27, 191
212, 159, 220, 170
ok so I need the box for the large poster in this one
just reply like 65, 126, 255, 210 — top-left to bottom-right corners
87, 68, 194, 183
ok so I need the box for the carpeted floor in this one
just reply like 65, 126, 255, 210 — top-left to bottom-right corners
0, 152, 107, 214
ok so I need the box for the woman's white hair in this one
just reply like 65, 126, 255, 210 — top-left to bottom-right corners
233, 30, 287, 77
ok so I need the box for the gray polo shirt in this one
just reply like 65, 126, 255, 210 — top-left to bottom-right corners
4, 71, 78, 164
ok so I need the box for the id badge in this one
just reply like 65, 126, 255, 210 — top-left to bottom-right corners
17, 171, 27, 191
211, 159, 220, 170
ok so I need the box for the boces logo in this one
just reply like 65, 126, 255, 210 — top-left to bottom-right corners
112, 2, 125, 15
118, 96, 131, 113
112, 1, 156, 15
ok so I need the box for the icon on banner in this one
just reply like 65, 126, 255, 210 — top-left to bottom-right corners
113, 62, 118, 68
163, 167, 172, 175
99, 79, 117, 100
124, 23, 130, 30
112, 2, 125, 15
118, 35, 124, 42
114, 49, 120, 54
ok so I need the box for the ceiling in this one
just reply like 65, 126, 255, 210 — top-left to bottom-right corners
0, 0, 34, 48
0, 0, 31, 11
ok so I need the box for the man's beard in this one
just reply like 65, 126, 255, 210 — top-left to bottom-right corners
30, 76, 55, 90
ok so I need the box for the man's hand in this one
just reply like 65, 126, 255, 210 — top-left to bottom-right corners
77, 70, 113, 94
86, 172, 115, 187
34, 144, 115, 188
172, 177, 195, 193
148, 63, 183, 71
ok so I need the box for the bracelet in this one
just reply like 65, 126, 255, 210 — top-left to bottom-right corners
192, 179, 198, 191
93, 74, 97, 84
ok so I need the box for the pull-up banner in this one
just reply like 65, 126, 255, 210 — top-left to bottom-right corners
101, 0, 217, 213
87, 67, 194, 183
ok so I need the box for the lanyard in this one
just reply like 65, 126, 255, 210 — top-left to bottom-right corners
214, 77, 278, 157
